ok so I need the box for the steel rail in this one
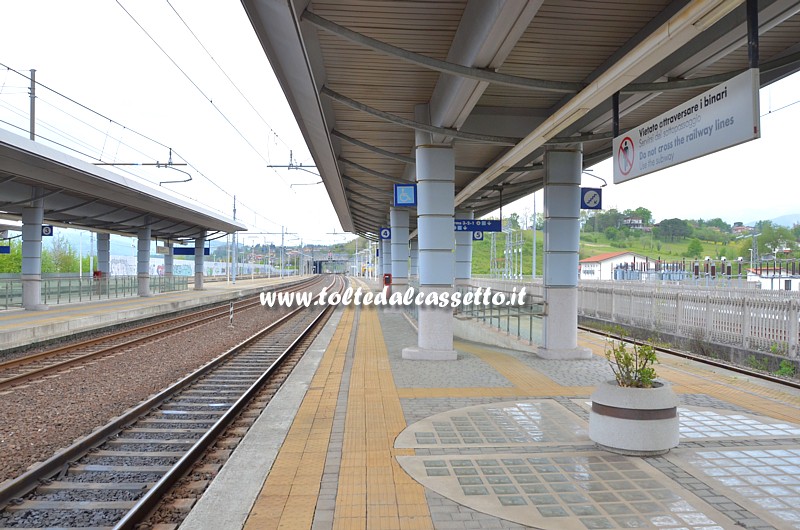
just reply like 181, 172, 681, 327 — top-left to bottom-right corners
0, 276, 320, 387
0, 275, 338, 514
579, 325, 800, 391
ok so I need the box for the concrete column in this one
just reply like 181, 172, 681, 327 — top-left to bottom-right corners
402, 145, 457, 360
97, 233, 110, 276
409, 239, 419, 279
137, 226, 151, 297
21, 196, 46, 310
194, 233, 205, 290
390, 208, 409, 289
540, 147, 591, 359
381, 237, 392, 281
96, 232, 110, 295
455, 211, 474, 285
164, 241, 174, 277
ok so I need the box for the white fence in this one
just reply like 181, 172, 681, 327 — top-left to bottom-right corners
470, 277, 799, 358
579, 282, 799, 357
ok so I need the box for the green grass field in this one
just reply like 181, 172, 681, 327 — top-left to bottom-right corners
470, 229, 737, 275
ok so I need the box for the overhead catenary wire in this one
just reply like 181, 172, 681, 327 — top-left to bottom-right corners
115, 0, 290, 188
0, 65, 283, 233
164, 0, 291, 152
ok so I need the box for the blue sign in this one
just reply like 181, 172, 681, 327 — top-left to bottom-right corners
393, 184, 417, 207
0, 246, 10, 254
173, 247, 211, 256
472, 231, 484, 241
41, 225, 53, 237
580, 187, 602, 210
454, 219, 502, 232
379, 227, 391, 240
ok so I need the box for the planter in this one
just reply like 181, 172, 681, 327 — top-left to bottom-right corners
589, 380, 679, 456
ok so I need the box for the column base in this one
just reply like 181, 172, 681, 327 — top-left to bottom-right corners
401, 346, 458, 361
25, 304, 50, 311
536, 346, 592, 360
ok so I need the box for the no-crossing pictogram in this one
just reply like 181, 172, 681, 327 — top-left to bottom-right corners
617, 136, 634, 176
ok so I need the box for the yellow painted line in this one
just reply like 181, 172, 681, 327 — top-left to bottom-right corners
454, 340, 591, 396
334, 307, 432, 530
244, 306, 355, 530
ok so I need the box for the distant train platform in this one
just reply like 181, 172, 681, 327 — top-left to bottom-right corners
181, 281, 800, 530
0, 276, 308, 352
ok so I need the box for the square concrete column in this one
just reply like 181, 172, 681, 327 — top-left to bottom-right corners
96, 233, 110, 295
381, 237, 392, 281
137, 226, 152, 297
194, 234, 205, 290
540, 147, 591, 359
409, 239, 419, 278
21, 198, 46, 310
390, 208, 409, 288
402, 145, 457, 360
455, 211, 474, 285
163, 240, 174, 277
96, 233, 110, 276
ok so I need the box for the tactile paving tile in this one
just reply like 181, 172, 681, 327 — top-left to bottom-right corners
398, 451, 733, 530
679, 409, 800, 439
667, 447, 800, 530
395, 400, 588, 448
573, 400, 800, 440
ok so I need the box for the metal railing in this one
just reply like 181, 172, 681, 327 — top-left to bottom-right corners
0, 275, 188, 309
400, 279, 546, 346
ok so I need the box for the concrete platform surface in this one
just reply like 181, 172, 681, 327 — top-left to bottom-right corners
181, 279, 800, 530
0, 276, 308, 352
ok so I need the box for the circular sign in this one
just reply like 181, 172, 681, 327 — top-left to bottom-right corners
583, 189, 601, 208
41, 225, 53, 236
617, 136, 635, 176
472, 231, 484, 241
379, 227, 391, 239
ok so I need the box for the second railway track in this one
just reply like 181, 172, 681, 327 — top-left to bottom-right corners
0, 275, 344, 529
0, 276, 322, 389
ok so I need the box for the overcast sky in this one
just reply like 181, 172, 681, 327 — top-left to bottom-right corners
1, 1, 798, 247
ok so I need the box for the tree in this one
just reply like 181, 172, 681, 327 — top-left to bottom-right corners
656, 218, 692, 241
0, 240, 22, 273
43, 235, 79, 273
686, 238, 703, 258
623, 207, 653, 226
506, 213, 520, 230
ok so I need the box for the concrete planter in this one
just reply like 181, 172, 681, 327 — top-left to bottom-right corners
589, 380, 679, 456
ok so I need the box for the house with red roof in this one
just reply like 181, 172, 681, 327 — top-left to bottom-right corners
579, 251, 649, 281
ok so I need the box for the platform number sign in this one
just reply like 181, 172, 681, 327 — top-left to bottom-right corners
41, 225, 54, 236
472, 231, 484, 241
379, 227, 391, 240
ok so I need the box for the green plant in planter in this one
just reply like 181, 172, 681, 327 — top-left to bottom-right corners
605, 339, 658, 388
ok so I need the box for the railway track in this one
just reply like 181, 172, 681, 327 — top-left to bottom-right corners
0, 276, 321, 389
0, 275, 343, 529
578, 324, 800, 390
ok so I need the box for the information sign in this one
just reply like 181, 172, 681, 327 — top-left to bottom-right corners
454, 219, 502, 232
379, 227, 391, 240
613, 68, 760, 184
393, 184, 417, 207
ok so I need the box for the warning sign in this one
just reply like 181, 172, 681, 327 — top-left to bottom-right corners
617, 137, 635, 176
613, 68, 760, 184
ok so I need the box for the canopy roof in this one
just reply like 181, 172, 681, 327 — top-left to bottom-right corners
244, 0, 800, 238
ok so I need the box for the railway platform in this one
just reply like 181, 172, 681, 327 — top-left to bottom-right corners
0, 276, 308, 352
180, 283, 800, 530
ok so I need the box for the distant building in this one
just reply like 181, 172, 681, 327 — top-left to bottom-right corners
622, 217, 647, 231
732, 223, 752, 235
579, 251, 649, 281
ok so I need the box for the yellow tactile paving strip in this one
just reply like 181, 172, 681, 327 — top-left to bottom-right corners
244, 306, 355, 530
334, 306, 433, 530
